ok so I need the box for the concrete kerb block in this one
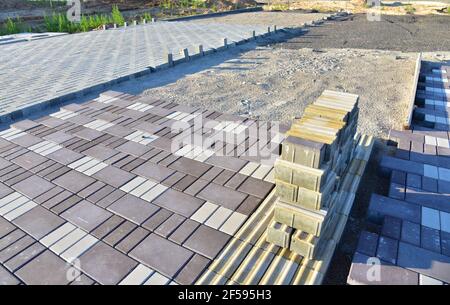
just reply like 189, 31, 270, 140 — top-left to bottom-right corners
182, 48, 190, 61
102, 24, 106, 30
167, 52, 174, 67
133, 20, 137, 26
124, 22, 128, 28
113, 24, 117, 29
152, 18, 155, 23
198, 44, 204, 56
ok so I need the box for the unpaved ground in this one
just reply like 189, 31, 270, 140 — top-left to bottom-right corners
137, 45, 416, 139
189, 11, 328, 27
277, 13, 450, 52
265, 0, 450, 15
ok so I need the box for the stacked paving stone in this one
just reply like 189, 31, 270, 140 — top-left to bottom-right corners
266, 90, 359, 259
348, 64, 450, 285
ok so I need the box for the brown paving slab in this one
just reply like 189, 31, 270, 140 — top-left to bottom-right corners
224, 172, 248, 190
129, 233, 193, 278
184, 179, 209, 197
41, 190, 73, 209
161, 172, 186, 187
183, 225, 231, 260
0, 229, 25, 252
108, 194, 160, 225
237, 176, 274, 199
83, 145, 118, 161
103, 220, 137, 247
149, 150, 172, 164
169, 157, 211, 178
103, 124, 133, 138
53, 170, 96, 194
0, 235, 35, 263
0, 217, 16, 239
0, 158, 12, 170
51, 194, 83, 215
133, 122, 164, 134
206, 155, 248, 172
85, 184, 115, 204
47, 148, 83, 165
154, 214, 185, 238
0, 182, 13, 199
172, 175, 197, 192
13, 206, 65, 240
78, 242, 138, 285
236, 195, 262, 216
142, 208, 173, 232
95, 189, 126, 209
77, 181, 106, 199
70, 274, 96, 285
120, 158, 146, 172
34, 186, 64, 205
43, 166, 71, 181
115, 227, 150, 254
73, 128, 104, 141
132, 161, 175, 182
11, 119, 40, 131
169, 219, 200, 245
213, 169, 234, 186
9, 134, 42, 147
0, 265, 20, 285
175, 254, 211, 285
153, 188, 204, 218
116, 141, 151, 158
91, 215, 124, 240
198, 183, 247, 210
3, 242, 46, 272
93, 166, 135, 189
15, 250, 72, 285
12, 175, 55, 199
43, 130, 73, 144
61, 200, 113, 232
148, 137, 173, 151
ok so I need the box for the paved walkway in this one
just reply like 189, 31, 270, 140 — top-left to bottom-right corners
0, 90, 280, 285
348, 63, 450, 285
0, 21, 271, 122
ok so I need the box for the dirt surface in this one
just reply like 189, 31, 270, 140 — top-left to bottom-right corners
277, 13, 450, 52
135, 44, 416, 139
189, 11, 328, 27
265, 0, 450, 15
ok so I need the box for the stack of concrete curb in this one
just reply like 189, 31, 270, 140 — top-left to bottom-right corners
267, 90, 360, 259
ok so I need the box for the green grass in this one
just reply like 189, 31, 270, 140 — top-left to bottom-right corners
0, 18, 31, 36
404, 4, 416, 14
446, 7, 450, 14
111, 4, 125, 26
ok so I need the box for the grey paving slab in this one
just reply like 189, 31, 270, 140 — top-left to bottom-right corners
15, 250, 73, 285
78, 242, 138, 285
0, 21, 270, 122
130, 233, 194, 278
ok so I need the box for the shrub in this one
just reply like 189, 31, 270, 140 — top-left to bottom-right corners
112, 5, 125, 26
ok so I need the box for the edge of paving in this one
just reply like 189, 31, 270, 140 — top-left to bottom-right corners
404, 52, 422, 130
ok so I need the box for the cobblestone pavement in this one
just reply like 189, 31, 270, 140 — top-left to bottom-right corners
0, 90, 284, 285
0, 21, 272, 122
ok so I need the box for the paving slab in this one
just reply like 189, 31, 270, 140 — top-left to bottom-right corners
130, 233, 194, 278
78, 242, 138, 285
